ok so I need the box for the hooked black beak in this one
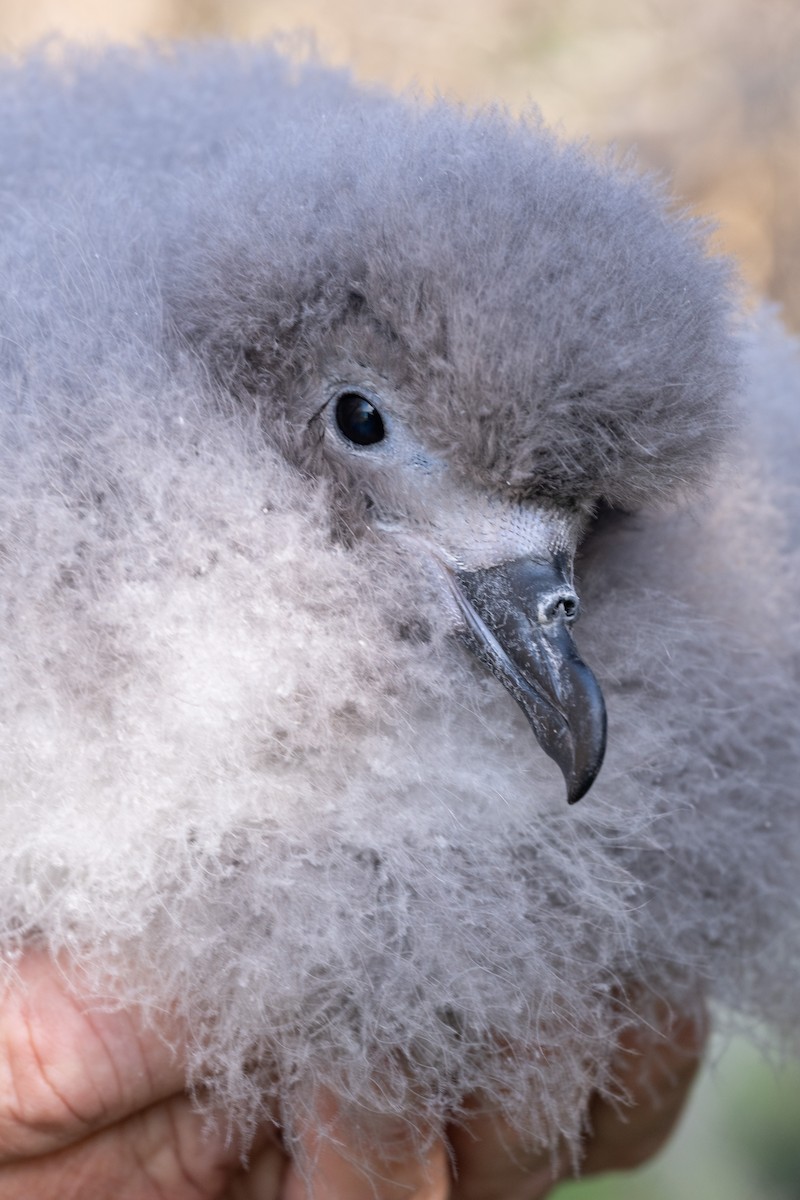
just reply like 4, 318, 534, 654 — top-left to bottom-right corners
448, 556, 607, 804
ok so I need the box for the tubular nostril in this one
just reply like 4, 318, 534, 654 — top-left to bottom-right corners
538, 590, 580, 625
561, 593, 579, 621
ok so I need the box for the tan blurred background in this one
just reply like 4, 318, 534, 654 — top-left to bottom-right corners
2, 2, 800, 1196
2, 0, 800, 332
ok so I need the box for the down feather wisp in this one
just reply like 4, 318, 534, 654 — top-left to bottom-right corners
1, 42, 799, 1156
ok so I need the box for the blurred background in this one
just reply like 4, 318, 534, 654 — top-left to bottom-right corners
2, 1, 799, 1194
2, 0, 800, 333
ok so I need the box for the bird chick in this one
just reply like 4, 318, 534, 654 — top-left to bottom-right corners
0, 42, 798, 1158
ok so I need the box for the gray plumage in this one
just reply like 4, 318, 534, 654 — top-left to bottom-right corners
1, 42, 798, 1156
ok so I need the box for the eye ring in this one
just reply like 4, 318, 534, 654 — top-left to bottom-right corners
334, 390, 386, 447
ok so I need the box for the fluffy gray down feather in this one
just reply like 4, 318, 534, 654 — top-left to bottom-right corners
1, 42, 799, 1157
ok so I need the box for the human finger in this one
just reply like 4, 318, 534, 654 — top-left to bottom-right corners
0, 952, 186, 1163
281, 1093, 450, 1200
446, 1005, 707, 1199
581, 1007, 707, 1175
0, 1091, 284, 1200
446, 1105, 560, 1200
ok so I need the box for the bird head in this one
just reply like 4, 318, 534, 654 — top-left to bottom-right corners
170, 87, 738, 806
298, 373, 604, 802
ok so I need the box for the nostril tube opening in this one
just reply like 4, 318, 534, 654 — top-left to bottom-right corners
561, 594, 579, 621
539, 590, 580, 624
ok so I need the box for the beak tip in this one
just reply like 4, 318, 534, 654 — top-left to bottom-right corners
566, 776, 593, 805
565, 727, 607, 806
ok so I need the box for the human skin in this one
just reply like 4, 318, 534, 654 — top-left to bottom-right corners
0, 954, 704, 1200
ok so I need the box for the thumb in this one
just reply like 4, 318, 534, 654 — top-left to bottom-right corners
0, 951, 186, 1163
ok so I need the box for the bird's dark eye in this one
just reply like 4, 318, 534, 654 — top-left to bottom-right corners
335, 392, 385, 446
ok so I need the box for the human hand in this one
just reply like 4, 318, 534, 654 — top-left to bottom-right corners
0, 953, 704, 1199
443, 1005, 706, 1198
